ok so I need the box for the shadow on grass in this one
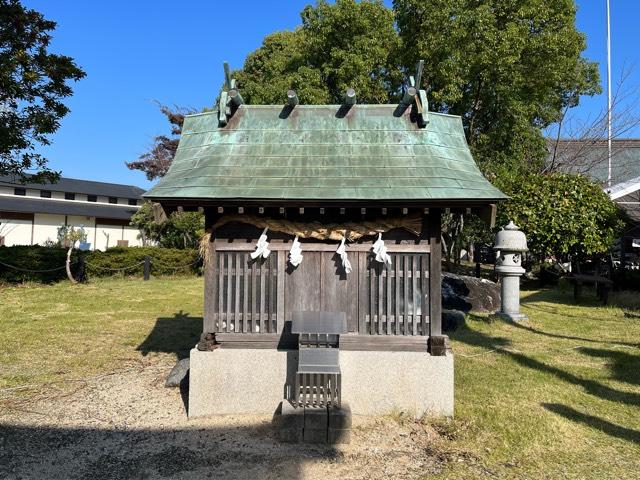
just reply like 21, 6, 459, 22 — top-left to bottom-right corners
451, 318, 640, 408
578, 347, 640, 386
542, 403, 640, 444
521, 287, 604, 309
0, 422, 340, 479
509, 321, 640, 348
137, 310, 201, 360
522, 302, 598, 321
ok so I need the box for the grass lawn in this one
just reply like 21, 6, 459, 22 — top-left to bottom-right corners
0, 277, 203, 391
1, 277, 639, 478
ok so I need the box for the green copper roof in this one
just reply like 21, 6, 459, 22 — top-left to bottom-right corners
144, 104, 506, 203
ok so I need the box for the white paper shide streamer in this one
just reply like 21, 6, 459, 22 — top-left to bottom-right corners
372, 232, 392, 264
336, 237, 352, 274
250, 228, 271, 260
289, 236, 303, 267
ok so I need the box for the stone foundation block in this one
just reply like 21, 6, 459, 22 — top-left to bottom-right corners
303, 407, 328, 443
328, 403, 352, 444
189, 348, 453, 418
328, 403, 351, 429
277, 401, 303, 443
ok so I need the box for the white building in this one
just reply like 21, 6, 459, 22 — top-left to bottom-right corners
0, 175, 145, 250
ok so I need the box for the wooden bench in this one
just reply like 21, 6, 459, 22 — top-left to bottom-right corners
568, 274, 613, 305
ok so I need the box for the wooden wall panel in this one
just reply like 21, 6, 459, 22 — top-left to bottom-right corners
284, 252, 322, 323
320, 251, 359, 332
359, 253, 430, 336
206, 213, 436, 340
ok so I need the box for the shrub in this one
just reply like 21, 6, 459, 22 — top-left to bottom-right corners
129, 202, 204, 249
0, 245, 201, 283
0, 245, 73, 283
84, 247, 200, 277
497, 173, 624, 260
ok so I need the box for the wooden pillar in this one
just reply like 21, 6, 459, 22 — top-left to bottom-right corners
203, 211, 217, 334
143, 256, 151, 281
429, 209, 443, 339
203, 235, 217, 333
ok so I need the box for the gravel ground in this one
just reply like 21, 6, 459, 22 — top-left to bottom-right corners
0, 358, 462, 480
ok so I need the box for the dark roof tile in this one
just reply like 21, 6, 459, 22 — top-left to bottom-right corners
0, 175, 144, 198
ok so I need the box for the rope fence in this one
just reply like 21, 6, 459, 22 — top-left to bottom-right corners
149, 259, 200, 270
0, 260, 71, 273
83, 260, 146, 272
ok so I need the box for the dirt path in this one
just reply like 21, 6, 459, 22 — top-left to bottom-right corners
0, 359, 463, 480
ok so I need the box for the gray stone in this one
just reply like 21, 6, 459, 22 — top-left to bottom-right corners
165, 358, 189, 388
188, 348, 453, 418
442, 272, 500, 313
304, 407, 328, 443
276, 401, 303, 443
328, 403, 352, 429
303, 428, 327, 443
328, 403, 352, 444
429, 335, 450, 356
498, 275, 527, 320
442, 309, 465, 332
304, 406, 328, 430
277, 401, 304, 428
494, 221, 528, 321
279, 427, 303, 443
496, 312, 528, 322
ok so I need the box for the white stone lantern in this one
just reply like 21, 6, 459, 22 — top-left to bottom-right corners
494, 221, 528, 321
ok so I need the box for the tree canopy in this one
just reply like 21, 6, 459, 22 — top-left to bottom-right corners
235, 0, 403, 105
0, 0, 85, 182
130, 202, 204, 250
394, 0, 600, 174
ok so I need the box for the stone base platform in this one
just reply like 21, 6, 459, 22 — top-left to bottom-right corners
275, 401, 352, 444
188, 348, 454, 418
496, 312, 529, 322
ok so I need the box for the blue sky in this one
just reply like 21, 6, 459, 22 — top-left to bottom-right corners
23, 0, 640, 189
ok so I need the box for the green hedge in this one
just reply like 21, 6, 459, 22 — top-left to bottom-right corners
84, 247, 200, 277
0, 246, 72, 283
0, 245, 201, 283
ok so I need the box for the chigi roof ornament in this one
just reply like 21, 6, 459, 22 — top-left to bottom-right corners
218, 61, 243, 127
217, 60, 430, 127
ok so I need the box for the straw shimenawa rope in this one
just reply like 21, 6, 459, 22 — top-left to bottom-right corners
199, 214, 422, 265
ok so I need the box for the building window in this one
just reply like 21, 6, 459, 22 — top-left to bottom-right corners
128, 198, 138, 206
65, 192, 75, 200
14, 187, 26, 196
108, 197, 118, 204
88, 194, 97, 202
40, 190, 52, 198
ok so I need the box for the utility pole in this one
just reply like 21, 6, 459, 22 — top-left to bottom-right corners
606, 0, 612, 189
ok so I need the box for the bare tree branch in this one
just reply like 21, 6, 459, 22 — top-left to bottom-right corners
546, 65, 640, 182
